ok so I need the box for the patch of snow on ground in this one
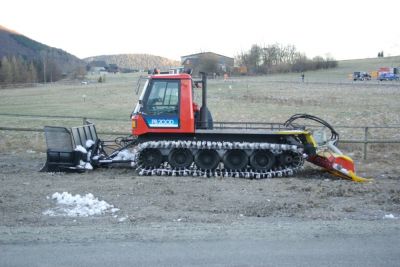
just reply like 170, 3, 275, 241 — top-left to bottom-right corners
84, 162, 93, 170
118, 216, 128, 222
77, 160, 93, 170
383, 214, 397, 219
43, 192, 119, 217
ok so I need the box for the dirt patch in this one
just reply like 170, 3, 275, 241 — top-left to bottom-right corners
1, 152, 399, 229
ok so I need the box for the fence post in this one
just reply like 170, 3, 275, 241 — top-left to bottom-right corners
83, 117, 87, 125
363, 127, 369, 160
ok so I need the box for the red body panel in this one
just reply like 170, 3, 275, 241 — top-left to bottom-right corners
307, 153, 355, 173
132, 74, 195, 136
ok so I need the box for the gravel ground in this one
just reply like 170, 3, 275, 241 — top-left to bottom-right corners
0, 151, 399, 244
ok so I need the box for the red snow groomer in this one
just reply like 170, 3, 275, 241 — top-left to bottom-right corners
42, 72, 370, 182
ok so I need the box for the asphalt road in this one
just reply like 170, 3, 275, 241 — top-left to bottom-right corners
2, 234, 399, 267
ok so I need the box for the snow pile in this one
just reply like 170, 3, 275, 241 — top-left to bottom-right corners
86, 140, 95, 148
383, 214, 397, 219
79, 160, 93, 170
75, 145, 87, 154
74, 145, 94, 170
73, 141, 134, 170
43, 192, 119, 217
113, 149, 136, 161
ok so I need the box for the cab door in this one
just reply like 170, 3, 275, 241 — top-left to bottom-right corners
143, 79, 181, 128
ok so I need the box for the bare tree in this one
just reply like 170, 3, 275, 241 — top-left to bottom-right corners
237, 43, 338, 75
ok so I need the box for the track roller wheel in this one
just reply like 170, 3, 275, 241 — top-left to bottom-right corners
195, 149, 220, 170
168, 148, 193, 168
139, 148, 163, 167
278, 151, 299, 166
250, 150, 275, 170
223, 149, 248, 170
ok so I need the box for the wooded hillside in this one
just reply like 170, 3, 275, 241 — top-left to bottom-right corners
0, 25, 85, 83
84, 54, 180, 70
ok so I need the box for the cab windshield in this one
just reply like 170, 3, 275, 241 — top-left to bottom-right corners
144, 80, 179, 115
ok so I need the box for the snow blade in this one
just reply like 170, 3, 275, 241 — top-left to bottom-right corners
41, 126, 85, 172
41, 123, 137, 172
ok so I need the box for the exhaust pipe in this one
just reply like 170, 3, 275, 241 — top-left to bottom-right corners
199, 72, 208, 129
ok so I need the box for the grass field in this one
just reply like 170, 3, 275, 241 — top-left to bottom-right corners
1, 57, 400, 154
262, 55, 400, 82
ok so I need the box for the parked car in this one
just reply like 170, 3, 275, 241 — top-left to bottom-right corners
378, 73, 399, 81
353, 71, 371, 81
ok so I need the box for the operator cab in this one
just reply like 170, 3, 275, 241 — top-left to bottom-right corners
131, 73, 213, 136
132, 73, 194, 136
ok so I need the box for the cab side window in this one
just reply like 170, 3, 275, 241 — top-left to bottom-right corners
145, 80, 179, 115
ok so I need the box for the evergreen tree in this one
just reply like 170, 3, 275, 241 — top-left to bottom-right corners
18, 57, 29, 83
0, 57, 13, 83
10, 56, 21, 82
28, 61, 38, 83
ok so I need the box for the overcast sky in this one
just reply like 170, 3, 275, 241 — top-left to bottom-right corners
2, 0, 400, 60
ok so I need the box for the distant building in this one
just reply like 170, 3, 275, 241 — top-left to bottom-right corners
88, 60, 108, 73
87, 61, 119, 74
181, 52, 234, 76
107, 64, 119, 73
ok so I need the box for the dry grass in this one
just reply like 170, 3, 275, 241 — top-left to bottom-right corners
1, 71, 400, 157
207, 78, 400, 126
